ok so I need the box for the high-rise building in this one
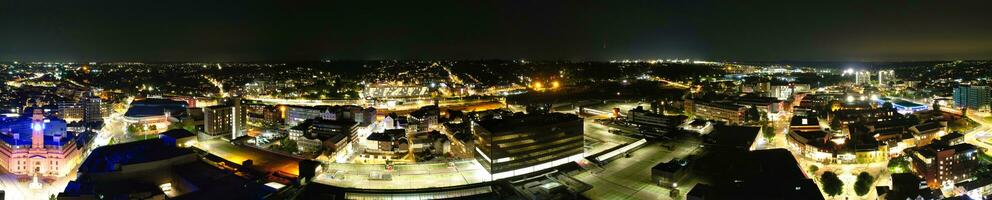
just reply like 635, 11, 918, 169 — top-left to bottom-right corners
471, 113, 584, 180
83, 97, 103, 125
855, 70, 873, 85
953, 85, 991, 110
878, 70, 896, 86
203, 104, 245, 139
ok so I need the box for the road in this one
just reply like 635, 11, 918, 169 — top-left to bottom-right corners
964, 110, 992, 153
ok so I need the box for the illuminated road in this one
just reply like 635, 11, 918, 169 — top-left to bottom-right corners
964, 111, 992, 153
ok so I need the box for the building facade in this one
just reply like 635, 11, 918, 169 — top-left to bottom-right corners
953, 85, 991, 111
685, 100, 747, 125
0, 109, 89, 177
472, 113, 584, 180
910, 142, 979, 189
285, 105, 376, 127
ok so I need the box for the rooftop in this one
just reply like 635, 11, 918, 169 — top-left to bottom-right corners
475, 112, 581, 134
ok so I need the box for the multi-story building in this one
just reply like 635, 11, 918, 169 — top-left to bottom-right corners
878, 70, 896, 85
685, 100, 747, 125
285, 105, 376, 127
908, 121, 947, 147
57, 101, 85, 122
0, 109, 91, 177
768, 84, 810, 100
363, 129, 409, 159
288, 118, 357, 157
202, 104, 247, 140
408, 105, 440, 133
855, 70, 873, 85
953, 85, 991, 111
627, 106, 687, 138
910, 141, 979, 189
472, 113, 584, 180
244, 104, 282, 132
735, 96, 783, 115
83, 96, 102, 125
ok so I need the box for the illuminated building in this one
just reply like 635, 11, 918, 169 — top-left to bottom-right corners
285, 105, 376, 127
908, 121, 947, 147
203, 104, 246, 140
768, 84, 809, 100
910, 141, 979, 189
0, 109, 91, 177
684, 100, 747, 125
288, 118, 357, 157
472, 113, 584, 180
953, 85, 991, 111
875, 97, 929, 114
82, 96, 103, 125
408, 105, 440, 133
57, 101, 85, 122
627, 106, 687, 138
878, 70, 896, 85
123, 98, 188, 135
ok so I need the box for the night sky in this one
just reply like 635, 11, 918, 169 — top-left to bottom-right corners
2, 0, 991, 62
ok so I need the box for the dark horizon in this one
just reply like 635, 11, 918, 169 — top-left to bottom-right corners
2, 0, 992, 62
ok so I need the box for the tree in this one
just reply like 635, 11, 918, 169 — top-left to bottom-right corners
888, 156, 910, 173
127, 124, 142, 135
280, 138, 298, 153
745, 106, 760, 122
882, 102, 894, 109
808, 165, 819, 174
762, 123, 775, 140
854, 172, 874, 196
821, 171, 843, 196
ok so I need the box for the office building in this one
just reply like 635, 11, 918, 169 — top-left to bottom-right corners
953, 85, 991, 110
83, 96, 103, 125
627, 106, 687, 138
472, 113, 584, 180
684, 100, 747, 125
